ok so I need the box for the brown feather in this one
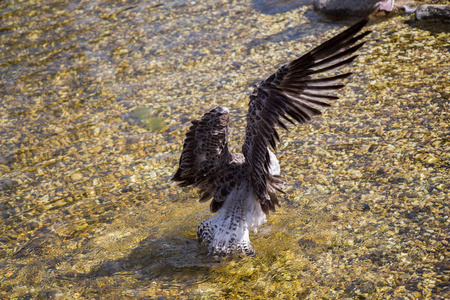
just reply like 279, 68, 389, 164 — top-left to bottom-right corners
172, 106, 232, 189
242, 17, 371, 210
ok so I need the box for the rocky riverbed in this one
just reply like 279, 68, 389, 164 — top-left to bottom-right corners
0, 0, 449, 298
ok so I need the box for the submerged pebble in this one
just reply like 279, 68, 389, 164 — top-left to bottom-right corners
0, 0, 449, 299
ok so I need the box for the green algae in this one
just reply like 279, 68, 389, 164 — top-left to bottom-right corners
131, 107, 167, 132
0, 0, 449, 299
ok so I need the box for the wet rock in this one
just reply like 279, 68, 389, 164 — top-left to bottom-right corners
314, 0, 378, 17
344, 279, 376, 297
347, 202, 371, 211
0, 178, 19, 190
415, 5, 450, 23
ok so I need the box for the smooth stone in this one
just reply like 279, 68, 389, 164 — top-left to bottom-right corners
314, 0, 379, 17
415, 5, 450, 23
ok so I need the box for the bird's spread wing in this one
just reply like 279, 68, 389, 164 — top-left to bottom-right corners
172, 106, 232, 202
242, 18, 371, 213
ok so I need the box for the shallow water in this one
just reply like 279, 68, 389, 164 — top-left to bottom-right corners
1, 0, 449, 298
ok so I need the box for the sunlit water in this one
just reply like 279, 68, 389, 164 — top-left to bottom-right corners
1, 0, 449, 298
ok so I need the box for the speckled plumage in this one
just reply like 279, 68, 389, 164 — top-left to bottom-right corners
173, 18, 371, 256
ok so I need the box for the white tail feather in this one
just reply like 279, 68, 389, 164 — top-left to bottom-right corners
197, 181, 266, 256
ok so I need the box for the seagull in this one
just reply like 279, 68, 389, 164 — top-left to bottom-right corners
172, 18, 371, 256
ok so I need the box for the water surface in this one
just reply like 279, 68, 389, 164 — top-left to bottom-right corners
1, 0, 449, 298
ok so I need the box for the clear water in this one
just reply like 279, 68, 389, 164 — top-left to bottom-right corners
1, 0, 449, 298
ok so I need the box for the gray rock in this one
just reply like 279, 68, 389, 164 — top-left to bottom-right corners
314, 0, 378, 17
415, 5, 450, 23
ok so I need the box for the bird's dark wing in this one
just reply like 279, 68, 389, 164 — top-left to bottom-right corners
242, 18, 371, 213
172, 106, 232, 202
